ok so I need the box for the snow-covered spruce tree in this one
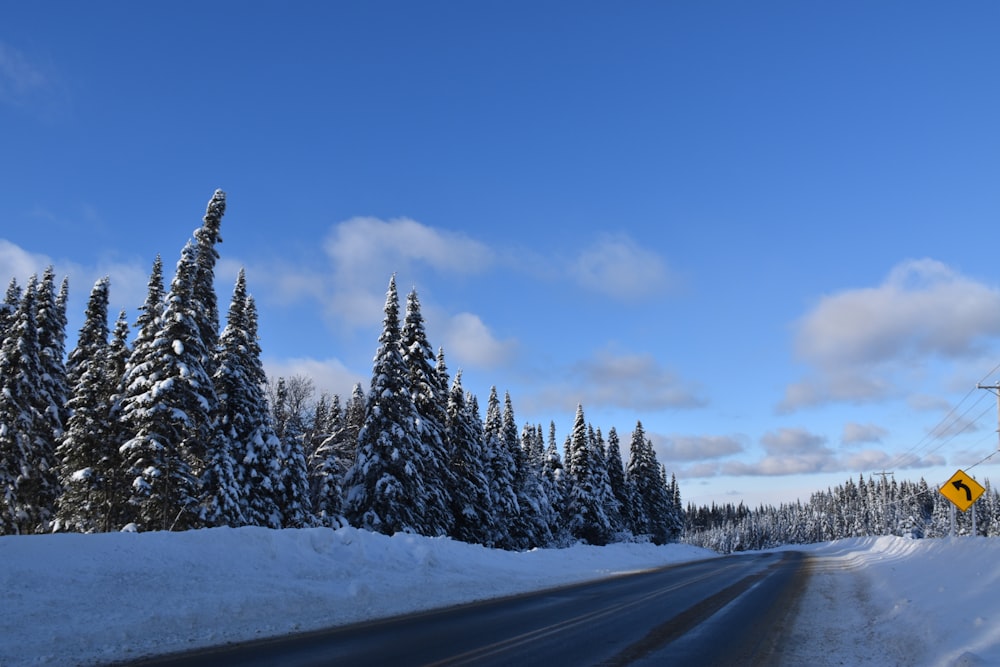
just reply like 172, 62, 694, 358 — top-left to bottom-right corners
226, 295, 283, 528
593, 426, 624, 537
500, 393, 535, 545
109, 309, 132, 380
119, 243, 214, 531
605, 427, 633, 536
401, 289, 454, 537
34, 268, 70, 445
625, 421, 674, 544
501, 395, 550, 550
0, 278, 20, 339
541, 421, 569, 543
115, 257, 164, 529
342, 383, 366, 462
444, 371, 495, 545
134, 256, 166, 355
192, 189, 226, 377
54, 277, 123, 532
270, 377, 314, 528
103, 308, 132, 529
205, 269, 257, 528
664, 469, 684, 542
64, 278, 110, 391
0, 276, 60, 533
484, 386, 518, 548
309, 393, 345, 526
516, 423, 556, 549
624, 421, 654, 538
311, 382, 367, 526
343, 275, 427, 535
563, 405, 614, 546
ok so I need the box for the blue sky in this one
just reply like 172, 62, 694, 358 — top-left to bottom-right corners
3, 1, 1000, 507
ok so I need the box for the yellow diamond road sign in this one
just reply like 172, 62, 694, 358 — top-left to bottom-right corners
939, 469, 985, 512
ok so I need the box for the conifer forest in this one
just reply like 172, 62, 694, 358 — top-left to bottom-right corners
1, 191, 996, 552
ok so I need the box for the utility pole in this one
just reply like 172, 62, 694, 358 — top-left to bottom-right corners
977, 382, 1000, 451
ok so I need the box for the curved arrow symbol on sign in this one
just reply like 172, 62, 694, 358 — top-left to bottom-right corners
953, 479, 973, 502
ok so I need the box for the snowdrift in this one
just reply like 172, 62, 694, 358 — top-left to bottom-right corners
0, 526, 714, 666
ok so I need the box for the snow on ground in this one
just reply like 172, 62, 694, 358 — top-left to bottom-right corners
1, 528, 999, 667
0, 527, 715, 666
782, 537, 1000, 667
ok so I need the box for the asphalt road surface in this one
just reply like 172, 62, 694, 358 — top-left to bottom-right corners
129, 550, 809, 667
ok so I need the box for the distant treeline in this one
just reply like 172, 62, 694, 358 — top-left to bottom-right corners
684, 474, 998, 553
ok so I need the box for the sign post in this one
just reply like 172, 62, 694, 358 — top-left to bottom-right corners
939, 469, 985, 513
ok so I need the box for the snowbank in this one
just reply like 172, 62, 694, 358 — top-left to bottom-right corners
0, 527, 715, 666
784, 537, 1000, 666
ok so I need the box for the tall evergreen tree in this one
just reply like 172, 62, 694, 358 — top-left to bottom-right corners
0, 276, 59, 533
115, 256, 167, 510
55, 277, 122, 532
205, 269, 255, 528
103, 308, 132, 529
541, 421, 568, 543
605, 426, 632, 534
271, 377, 313, 528
342, 383, 366, 462
592, 426, 622, 535
564, 405, 614, 545
342, 276, 426, 535
626, 421, 674, 544
192, 189, 226, 377
134, 256, 165, 351
664, 469, 684, 541
0, 278, 20, 339
33, 268, 69, 472
119, 243, 213, 531
445, 371, 495, 545
516, 423, 556, 549
310, 393, 345, 526
230, 296, 283, 528
484, 386, 518, 548
401, 288, 453, 536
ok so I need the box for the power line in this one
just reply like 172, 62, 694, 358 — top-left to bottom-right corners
879, 361, 1000, 473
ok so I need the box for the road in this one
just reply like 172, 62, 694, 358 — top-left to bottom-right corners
129, 550, 809, 667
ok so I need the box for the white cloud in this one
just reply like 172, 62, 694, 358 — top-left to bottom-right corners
525, 347, 707, 413
760, 427, 830, 456
0, 239, 52, 283
325, 216, 495, 281
720, 456, 834, 477
654, 434, 746, 462
676, 424, 950, 479
442, 312, 517, 369
840, 449, 944, 471
718, 428, 838, 476
782, 259, 1000, 411
796, 259, 1000, 367
233, 220, 682, 385
246, 217, 495, 331
0, 238, 149, 319
568, 234, 673, 300
842, 422, 889, 445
